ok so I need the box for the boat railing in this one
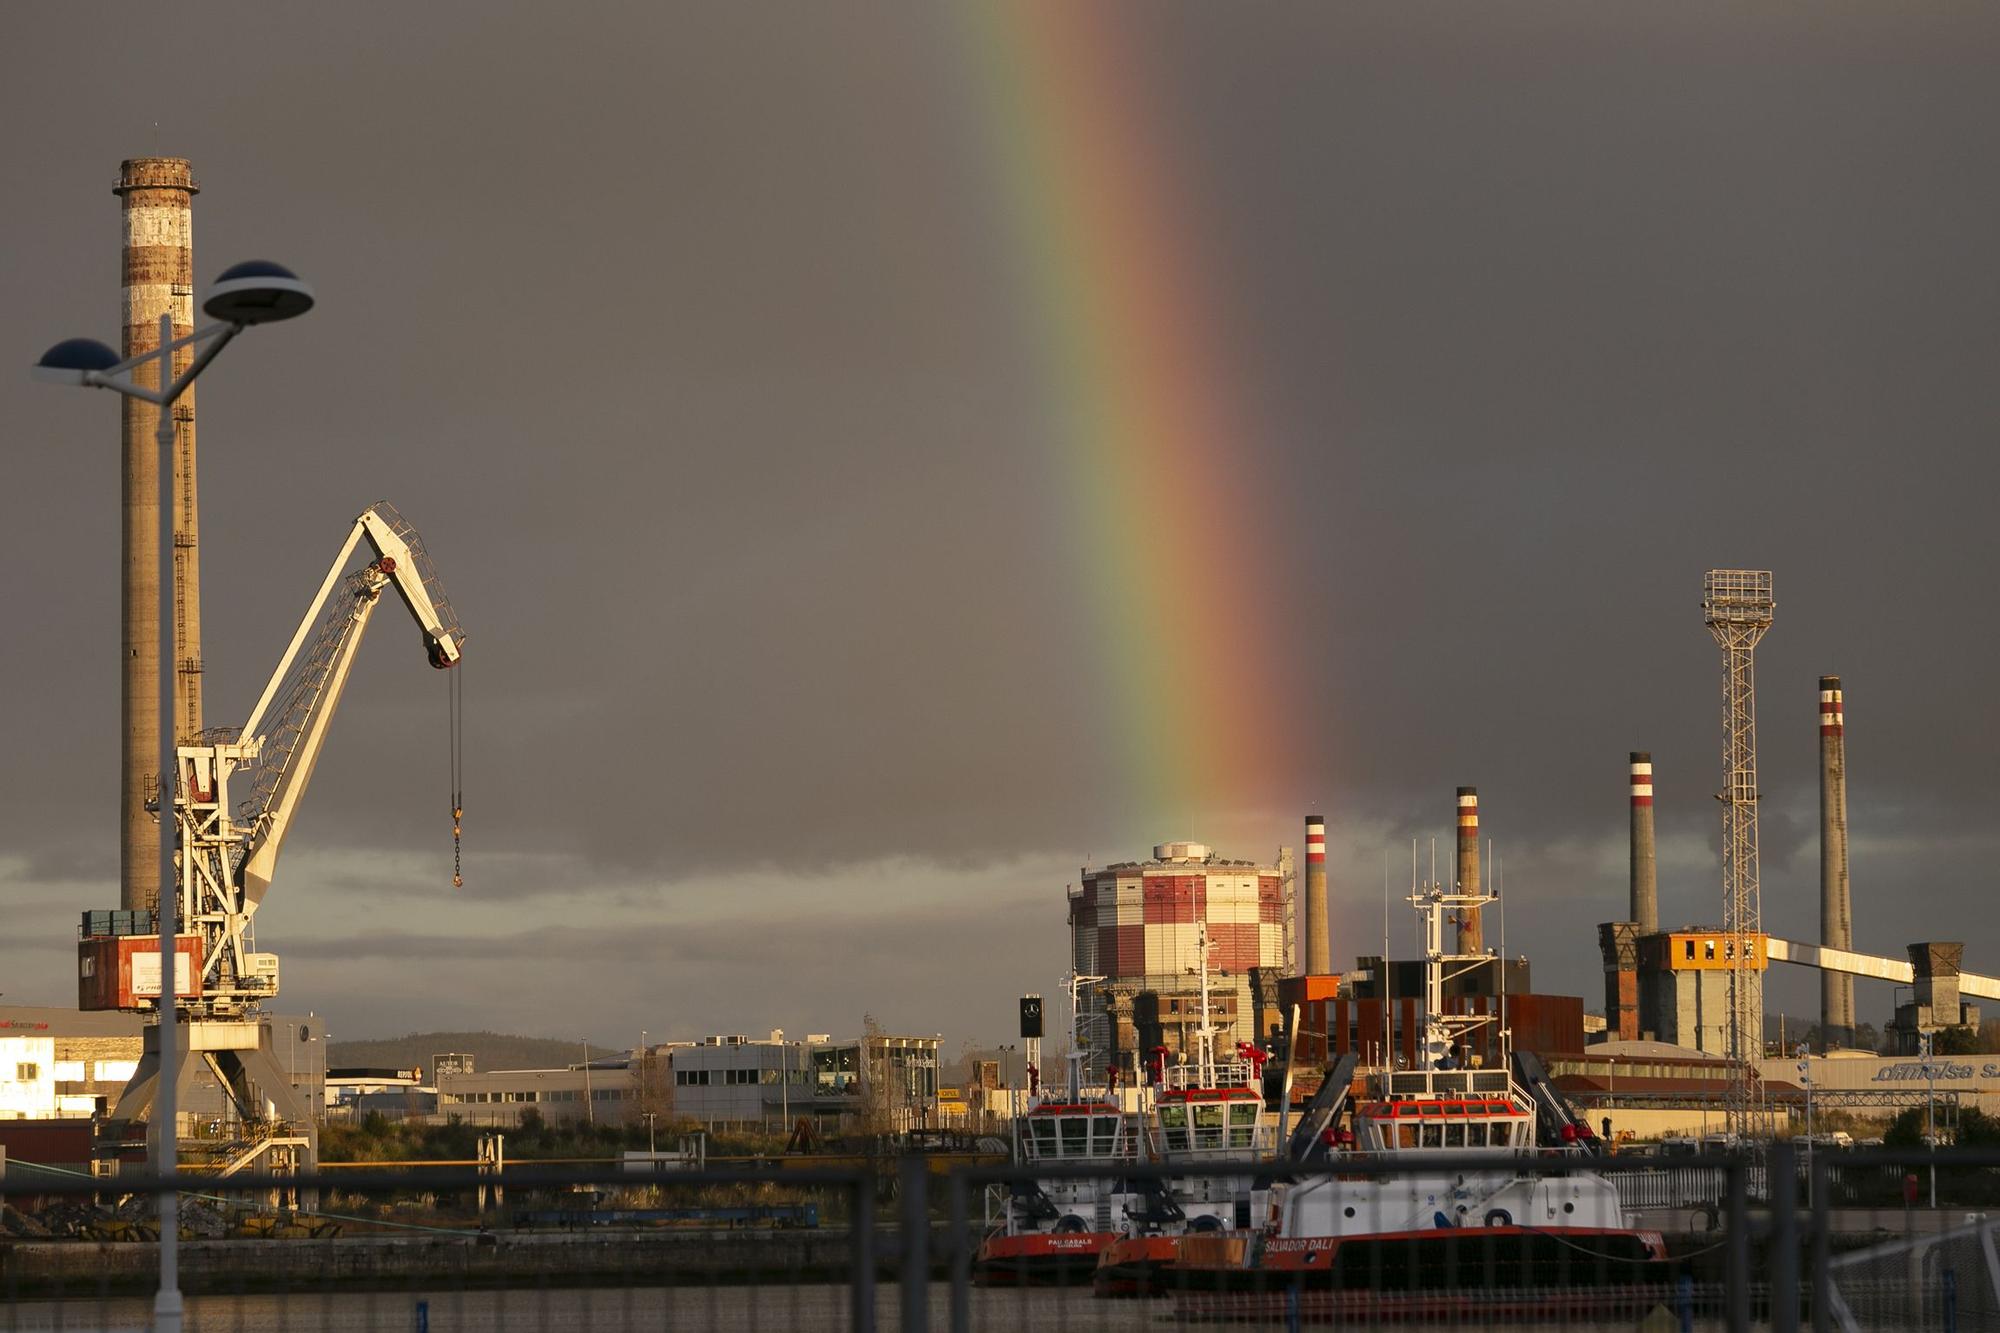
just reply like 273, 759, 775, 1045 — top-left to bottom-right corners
1383, 1067, 1514, 1097
1158, 1058, 1261, 1093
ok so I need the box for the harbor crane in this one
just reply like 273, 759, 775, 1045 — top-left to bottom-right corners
90, 502, 463, 1172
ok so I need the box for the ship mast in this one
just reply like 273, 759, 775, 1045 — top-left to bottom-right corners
1409, 843, 1499, 1069
1066, 968, 1105, 1101
1191, 924, 1217, 1088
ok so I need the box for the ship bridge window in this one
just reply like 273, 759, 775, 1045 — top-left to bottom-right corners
1466, 1123, 1488, 1147
1229, 1102, 1258, 1147
1029, 1118, 1058, 1157
1092, 1116, 1121, 1153
1158, 1104, 1189, 1152
1445, 1124, 1465, 1148
1399, 1124, 1419, 1149
1060, 1116, 1088, 1156
1421, 1124, 1443, 1149
1193, 1103, 1225, 1149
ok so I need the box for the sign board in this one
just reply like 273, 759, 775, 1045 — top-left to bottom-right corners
129, 950, 193, 999
434, 1052, 475, 1080
1020, 995, 1044, 1039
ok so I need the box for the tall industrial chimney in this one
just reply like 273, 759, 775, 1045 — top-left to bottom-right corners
1820, 677, 1854, 1048
115, 157, 202, 913
1630, 753, 1657, 935
1455, 788, 1482, 954
1303, 815, 1330, 974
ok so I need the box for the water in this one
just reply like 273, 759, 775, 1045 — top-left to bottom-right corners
2, 1282, 1738, 1331
0, 1284, 1177, 1333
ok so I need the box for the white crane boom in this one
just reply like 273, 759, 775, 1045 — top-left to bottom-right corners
157, 502, 462, 1017
233, 505, 462, 903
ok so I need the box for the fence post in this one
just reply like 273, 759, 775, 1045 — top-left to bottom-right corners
852, 1171, 877, 1333
1770, 1140, 1799, 1333
900, 1154, 930, 1333
1726, 1156, 1752, 1333
947, 1170, 973, 1333
1809, 1154, 1832, 1333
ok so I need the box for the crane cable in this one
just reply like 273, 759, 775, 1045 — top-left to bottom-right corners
448, 662, 464, 888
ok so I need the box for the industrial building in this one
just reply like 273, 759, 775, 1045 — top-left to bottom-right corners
437, 1032, 941, 1133
1600, 678, 1995, 1060
0, 1004, 324, 1127
1067, 842, 1286, 1080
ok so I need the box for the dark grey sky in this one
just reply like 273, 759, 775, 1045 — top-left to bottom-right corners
4, 3, 1996, 1047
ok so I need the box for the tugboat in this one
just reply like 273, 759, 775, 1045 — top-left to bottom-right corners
1171, 868, 1672, 1322
1093, 926, 1280, 1296
971, 974, 1138, 1286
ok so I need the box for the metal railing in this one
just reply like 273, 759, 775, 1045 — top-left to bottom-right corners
6, 1145, 2000, 1330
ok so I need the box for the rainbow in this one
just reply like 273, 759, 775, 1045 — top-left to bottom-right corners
957, 3, 1302, 835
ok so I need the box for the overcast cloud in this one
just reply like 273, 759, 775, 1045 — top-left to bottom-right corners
3, 3, 1996, 1046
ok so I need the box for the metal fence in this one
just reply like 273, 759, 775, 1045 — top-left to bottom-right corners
6, 1146, 2000, 1330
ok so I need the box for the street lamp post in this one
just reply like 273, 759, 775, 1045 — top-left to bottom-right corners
1920, 1031, 1937, 1210
1796, 1043, 1813, 1209
998, 1043, 1018, 1130
34, 261, 312, 1333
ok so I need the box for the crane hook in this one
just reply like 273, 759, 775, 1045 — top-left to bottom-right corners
448, 660, 465, 889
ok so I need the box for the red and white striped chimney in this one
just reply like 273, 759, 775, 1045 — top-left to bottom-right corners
1304, 815, 1330, 975
1630, 753, 1657, 935
1455, 788, 1482, 954
1819, 677, 1854, 1047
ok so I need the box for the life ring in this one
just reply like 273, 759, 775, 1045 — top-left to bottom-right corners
1484, 1208, 1513, 1228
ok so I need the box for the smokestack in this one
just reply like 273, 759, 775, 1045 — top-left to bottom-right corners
1455, 788, 1482, 954
115, 158, 201, 913
1303, 815, 1330, 974
1630, 752, 1657, 935
1820, 677, 1854, 1048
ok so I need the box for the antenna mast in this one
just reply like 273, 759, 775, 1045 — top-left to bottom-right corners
1703, 569, 1774, 1139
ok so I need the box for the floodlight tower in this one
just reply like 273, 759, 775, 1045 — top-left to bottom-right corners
1702, 570, 1774, 1139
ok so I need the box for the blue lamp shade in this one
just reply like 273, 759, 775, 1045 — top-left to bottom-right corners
32, 337, 121, 385
204, 260, 315, 325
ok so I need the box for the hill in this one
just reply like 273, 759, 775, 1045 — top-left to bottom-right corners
326, 1030, 622, 1077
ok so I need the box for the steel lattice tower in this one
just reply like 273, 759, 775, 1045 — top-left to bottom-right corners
1702, 570, 1773, 1137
